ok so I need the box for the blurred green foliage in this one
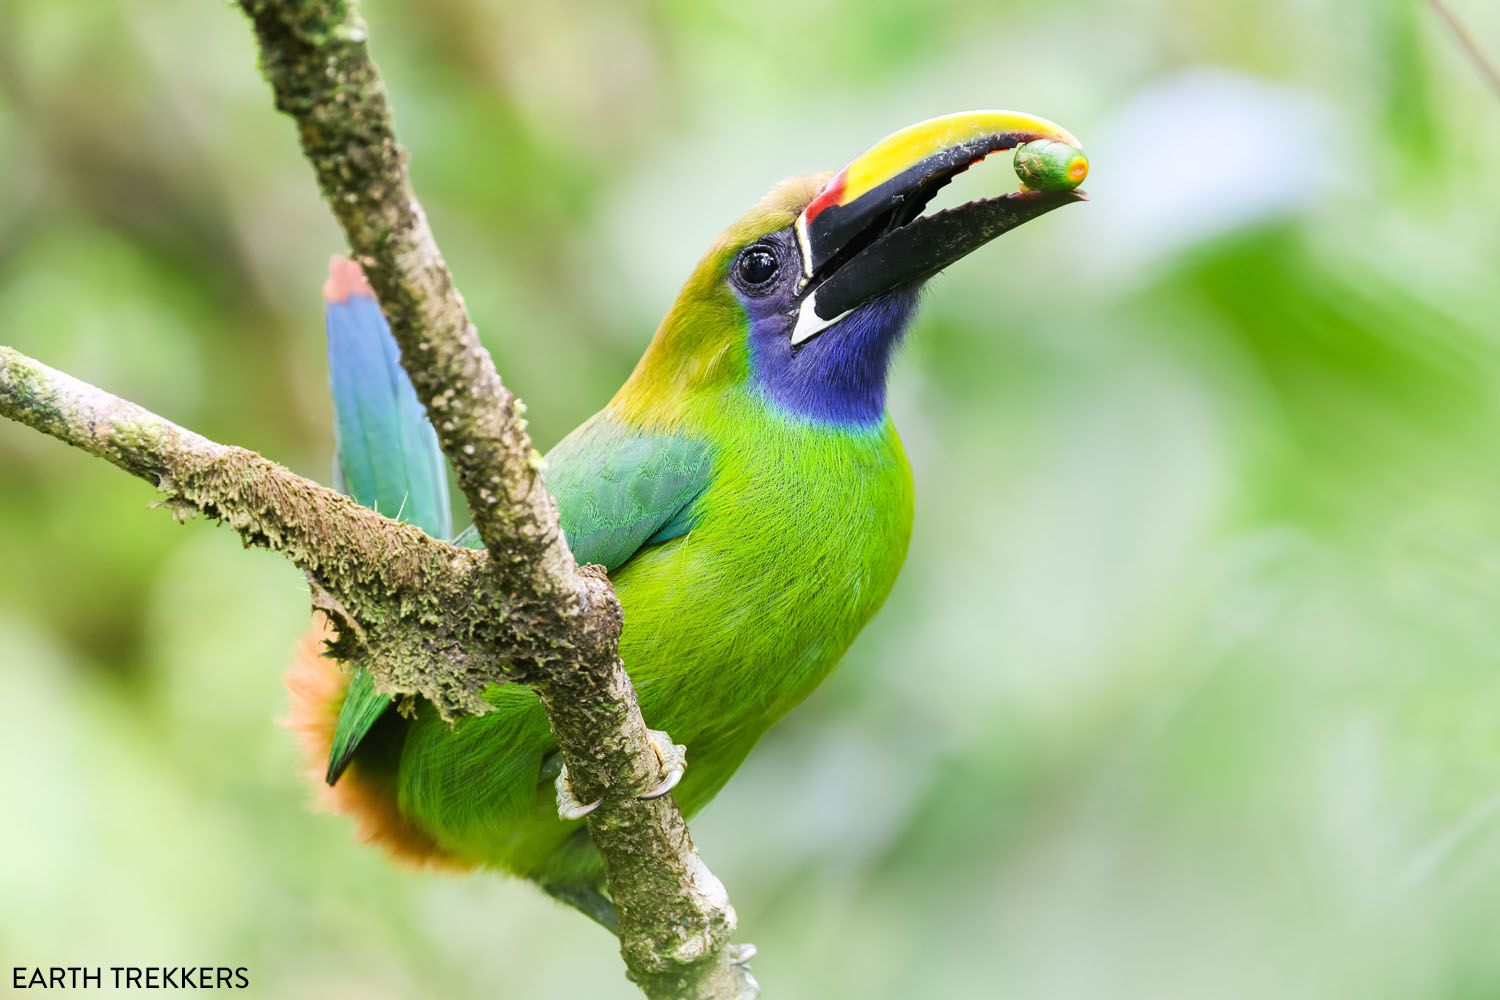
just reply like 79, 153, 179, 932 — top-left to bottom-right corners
2, 0, 1499, 996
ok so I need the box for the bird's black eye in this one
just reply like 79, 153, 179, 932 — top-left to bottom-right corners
734, 244, 780, 290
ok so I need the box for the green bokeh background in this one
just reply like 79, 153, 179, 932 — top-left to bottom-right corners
3, 1, 1499, 996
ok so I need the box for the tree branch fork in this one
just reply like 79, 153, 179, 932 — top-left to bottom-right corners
0, 1, 756, 997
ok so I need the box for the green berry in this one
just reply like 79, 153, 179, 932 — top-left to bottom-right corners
1013, 140, 1089, 192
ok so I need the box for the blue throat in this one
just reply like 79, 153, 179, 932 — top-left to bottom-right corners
744, 288, 919, 427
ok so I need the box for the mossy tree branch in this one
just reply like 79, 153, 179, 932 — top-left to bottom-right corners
230, 0, 757, 988
0, 0, 758, 996
0, 347, 507, 715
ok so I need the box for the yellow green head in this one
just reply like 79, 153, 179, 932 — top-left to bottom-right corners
621, 110, 1088, 428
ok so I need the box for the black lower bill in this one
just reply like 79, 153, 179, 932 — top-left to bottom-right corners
808, 189, 1085, 321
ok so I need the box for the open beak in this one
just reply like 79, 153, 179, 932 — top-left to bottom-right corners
792, 110, 1088, 344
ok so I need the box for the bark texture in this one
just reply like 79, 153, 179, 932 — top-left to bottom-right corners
0, 1, 758, 995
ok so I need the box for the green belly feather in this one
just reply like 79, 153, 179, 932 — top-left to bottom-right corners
395, 394, 913, 881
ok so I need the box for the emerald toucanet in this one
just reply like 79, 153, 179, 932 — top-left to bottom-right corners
288, 110, 1088, 909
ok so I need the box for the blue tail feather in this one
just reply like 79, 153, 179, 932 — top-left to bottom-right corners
322, 258, 452, 784
325, 291, 452, 537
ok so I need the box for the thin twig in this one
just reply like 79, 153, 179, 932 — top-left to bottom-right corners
1427, 0, 1500, 98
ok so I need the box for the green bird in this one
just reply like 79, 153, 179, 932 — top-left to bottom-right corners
289, 110, 1088, 916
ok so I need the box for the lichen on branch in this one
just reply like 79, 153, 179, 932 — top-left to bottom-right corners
0, 346, 517, 717
1, 1, 759, 994
233, 7, 758, 994
238, 0, 563, 575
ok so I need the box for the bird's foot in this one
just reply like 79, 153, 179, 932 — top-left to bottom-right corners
554, 765, 603, 821
728, 942, 758, 965
640, 728, 687, 800
552, 728, 686, 820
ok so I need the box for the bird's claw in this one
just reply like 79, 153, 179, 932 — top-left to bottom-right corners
554, 765, 603, 821
640, 728, 687, 800
553, 729, 685, 819
728, 942, 758, 966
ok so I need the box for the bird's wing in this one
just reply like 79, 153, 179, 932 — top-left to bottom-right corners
322, 259, 452, 784
451, 414, 711, 570
320, 258, 711, 785
540, 412, 713, 571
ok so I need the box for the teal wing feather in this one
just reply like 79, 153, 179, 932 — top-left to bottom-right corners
356, 413, 710, 786
453, 414, 712, 571
325, 669, 389, 782
545, 414, 713, 570
324, 276, 453, 784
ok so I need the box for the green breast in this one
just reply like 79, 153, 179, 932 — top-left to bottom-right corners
396, 387, 914, 875
618, 389, 914, 741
